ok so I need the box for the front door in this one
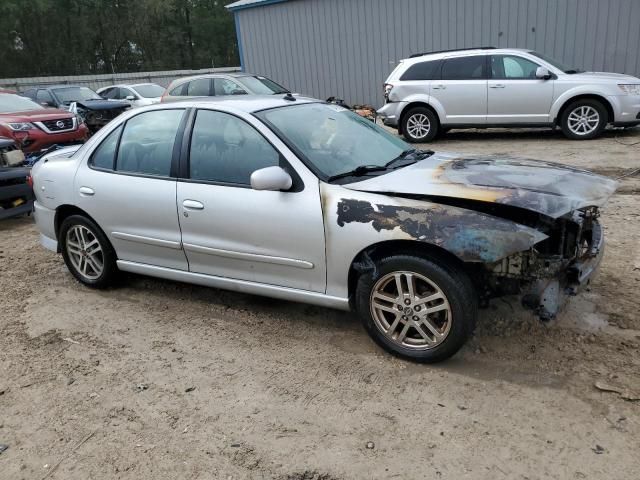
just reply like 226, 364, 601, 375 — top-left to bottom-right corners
487, 54, 554, 124
74, 109, 189, 270
431, 54, 488, 125
176, 108, 326, 292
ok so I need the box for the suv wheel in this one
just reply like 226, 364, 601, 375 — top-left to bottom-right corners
560, 100, 607, 140
355, 253, 477, 363
59, 215, 118, 288
401, 107, 439, 143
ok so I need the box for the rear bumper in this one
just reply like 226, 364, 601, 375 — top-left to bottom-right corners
377, 102, 407, 128
34, 201, 58, 251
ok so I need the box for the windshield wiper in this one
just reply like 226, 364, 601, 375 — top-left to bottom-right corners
385, 148, 434, 168
327, 164, 388, 182
564, 69, 582, 74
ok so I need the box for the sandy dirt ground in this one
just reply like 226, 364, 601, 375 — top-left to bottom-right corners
1, 127, 639, 480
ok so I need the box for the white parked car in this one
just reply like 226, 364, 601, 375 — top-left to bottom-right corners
31, 96, 615, 362
378, 47, 640, 141
97, 83, 165, 108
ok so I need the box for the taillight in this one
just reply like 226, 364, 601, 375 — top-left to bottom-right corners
27, 174, 33, 189
383, 83, 394, 100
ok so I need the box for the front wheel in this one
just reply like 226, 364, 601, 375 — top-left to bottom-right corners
560, 100, 607, 140
355, 254, 477, 363
59, 215, 118, 288
401, 107, 439, 143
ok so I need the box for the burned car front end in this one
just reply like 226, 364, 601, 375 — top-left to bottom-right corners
68, 99, 128, 133
485, 205, 604, 318
338, 153, 617, 319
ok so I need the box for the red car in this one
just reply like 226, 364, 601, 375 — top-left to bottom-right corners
0, 93, 88, 153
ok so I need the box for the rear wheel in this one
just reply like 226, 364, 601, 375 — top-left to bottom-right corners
401, 107, 439, 143
355, 253, 477, 363
59, 215, 118, 288
560, 100, 607, 140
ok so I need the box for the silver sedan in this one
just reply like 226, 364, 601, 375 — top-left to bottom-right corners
31, 96, 616, 362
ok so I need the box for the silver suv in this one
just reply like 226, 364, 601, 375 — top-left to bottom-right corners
378, 47, 640, 141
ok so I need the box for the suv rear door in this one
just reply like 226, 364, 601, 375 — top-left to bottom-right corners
432, 55, 487, 125
487, 54, 554, 124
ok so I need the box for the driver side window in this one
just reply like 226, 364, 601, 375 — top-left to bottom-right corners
189, 110, 279, 185
491, 55, 541, 79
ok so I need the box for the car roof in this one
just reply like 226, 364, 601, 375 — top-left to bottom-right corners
99, 83, 161, 89
154, 95, 319, 113
38, 85, 92, 90
168, 72, 259, 86
401, 47, 532, 65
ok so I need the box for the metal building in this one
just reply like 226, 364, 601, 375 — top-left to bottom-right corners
227, 0, 640, 106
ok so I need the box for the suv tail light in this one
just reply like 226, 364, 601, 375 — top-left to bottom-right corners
383, 83, 394, 101
26, 174, 33, 189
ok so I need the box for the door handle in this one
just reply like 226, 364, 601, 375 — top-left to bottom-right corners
79, 186, 95, 196
432, 84, 446, 90
183, 199, 204, 210
489, 84, 505, 89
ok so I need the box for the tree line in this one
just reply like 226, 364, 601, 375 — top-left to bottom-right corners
0, 0, 239, 78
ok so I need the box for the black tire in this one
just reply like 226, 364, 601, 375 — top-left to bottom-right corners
355, 253, 477, 363
401, 107, 439, 143
59, 214, 118, 288
560, 99, 607, 140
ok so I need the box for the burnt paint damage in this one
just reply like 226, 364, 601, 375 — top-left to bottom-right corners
336, 198, 547, 263
344, 152, 618, 219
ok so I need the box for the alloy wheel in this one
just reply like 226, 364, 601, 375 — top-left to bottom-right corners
567, 106, 600, 135
66, 225, 104, 281
370, 271, 452, 350
406, 113, 431, 139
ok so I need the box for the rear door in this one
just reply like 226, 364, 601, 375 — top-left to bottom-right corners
74, 108, 189, 270
487, 54, 554, 124
176, 108, 326, 291
431, 55, 487, 125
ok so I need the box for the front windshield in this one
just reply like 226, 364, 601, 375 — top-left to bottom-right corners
132, 84, 165, 98
237, 76, 289, 94
0, 94, 44, 113
529, 51, 578, 73
256, 103, 411, 180
53, 87, 102, 103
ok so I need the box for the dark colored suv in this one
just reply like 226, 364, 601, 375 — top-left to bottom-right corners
22, 85, 129, 133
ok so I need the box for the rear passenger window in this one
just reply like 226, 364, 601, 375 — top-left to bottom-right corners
189, 110, 279, 185
116, 110, 184, 177
186, 78, 211, 96
400, 60, 441, 81
441, 56, 486, 80
90, 126, 122, 170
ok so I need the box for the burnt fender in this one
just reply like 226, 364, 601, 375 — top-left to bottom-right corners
336, 198, 547, 263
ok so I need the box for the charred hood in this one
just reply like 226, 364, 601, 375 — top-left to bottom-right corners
73, 99, 128, 111
344, 152, 617, 219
